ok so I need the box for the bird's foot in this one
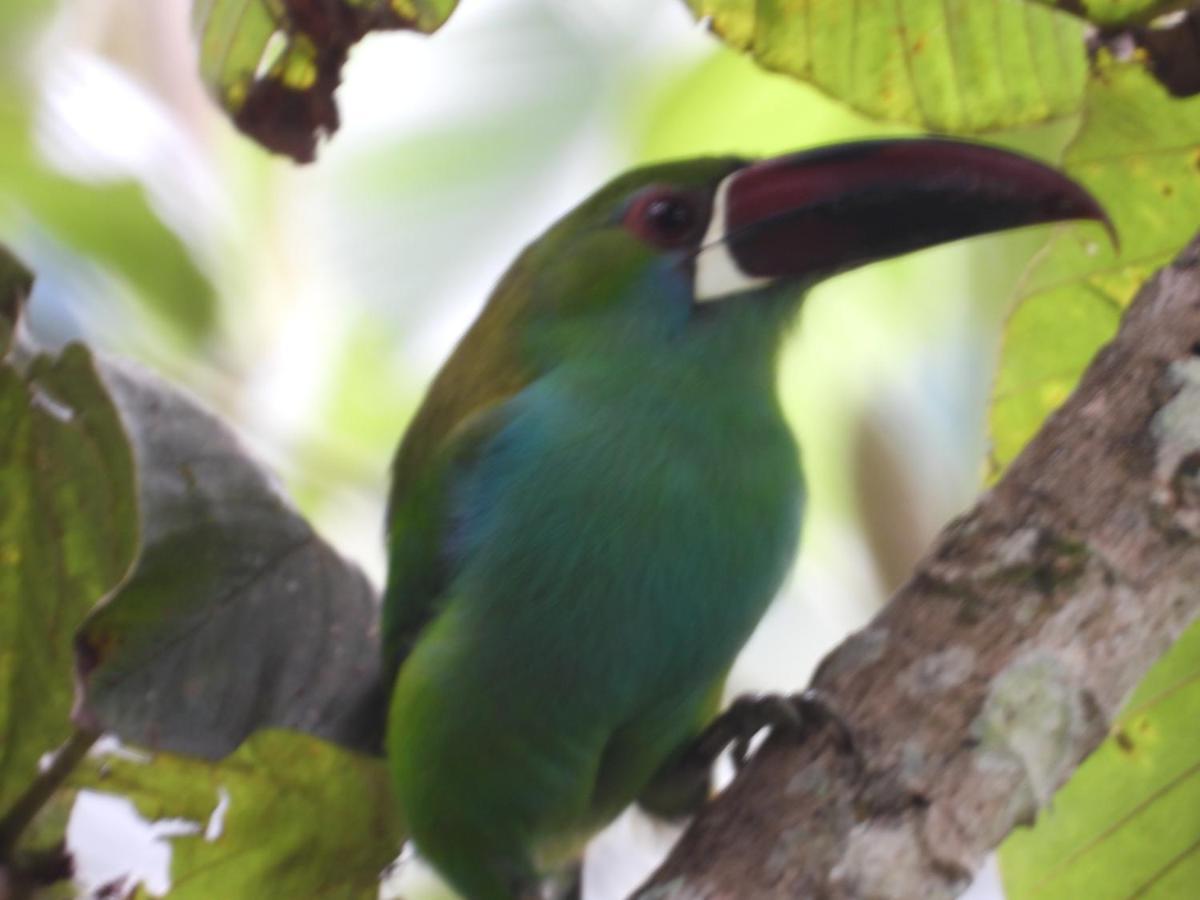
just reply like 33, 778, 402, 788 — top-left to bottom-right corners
699, 689, 858, 771
638, 690, 860, 822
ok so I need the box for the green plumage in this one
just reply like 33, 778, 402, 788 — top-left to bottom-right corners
384, 158, 805, 898
381, 142, 1106, 898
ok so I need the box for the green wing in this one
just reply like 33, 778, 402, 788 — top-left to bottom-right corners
381, 256, 536, 681
382, 402, 512, 677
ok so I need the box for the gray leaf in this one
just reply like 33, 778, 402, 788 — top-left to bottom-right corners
73, 357, 386, 759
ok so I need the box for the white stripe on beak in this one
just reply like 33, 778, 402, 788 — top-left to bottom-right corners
693, 171, 771, 303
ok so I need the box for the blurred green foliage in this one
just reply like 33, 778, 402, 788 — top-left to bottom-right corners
0, 110, 218, 340
1000, 620, 1200, 898
1, 0, 216, 345
0, 0, 217, 342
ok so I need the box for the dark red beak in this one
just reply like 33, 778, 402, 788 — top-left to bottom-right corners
695, 138, 1113, 301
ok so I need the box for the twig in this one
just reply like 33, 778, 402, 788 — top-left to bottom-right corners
0, 728, 99, 857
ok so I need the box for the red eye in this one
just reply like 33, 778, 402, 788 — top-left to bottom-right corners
623, 188, 705, 249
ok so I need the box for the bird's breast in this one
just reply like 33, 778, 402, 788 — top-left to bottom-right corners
449, 371, 804, 711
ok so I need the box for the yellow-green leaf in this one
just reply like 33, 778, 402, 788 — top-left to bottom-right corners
990, 59, 1200, 471
0, 249, 137, 817
683, 0, 1087, 133
1000, 619, 1200, 899
76, 730, 403, 899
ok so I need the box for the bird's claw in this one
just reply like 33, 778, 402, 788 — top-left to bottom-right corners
701, 689, 859, 772
723, 693, 803, 768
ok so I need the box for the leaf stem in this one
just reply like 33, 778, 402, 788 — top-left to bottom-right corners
0, 728, 99, 857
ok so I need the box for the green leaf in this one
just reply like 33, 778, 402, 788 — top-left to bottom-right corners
75, 730, 403, 899
75, 352, 386, 759
682, 0, 1087, 133
990, 59, 1200, 470
1026, 0, 1189, 27
1000, 618, 1200, 898
193, 0, 459, 162
0, 248, 137, 817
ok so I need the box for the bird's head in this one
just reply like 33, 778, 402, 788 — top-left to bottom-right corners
510, 138, 1110, 365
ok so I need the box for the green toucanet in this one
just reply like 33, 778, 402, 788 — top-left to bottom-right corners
382, 139, 1108, 899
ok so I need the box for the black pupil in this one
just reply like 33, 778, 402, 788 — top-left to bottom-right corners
645, 197, 693, 235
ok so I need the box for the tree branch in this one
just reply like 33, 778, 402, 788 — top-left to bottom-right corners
636, 232, 1200, 899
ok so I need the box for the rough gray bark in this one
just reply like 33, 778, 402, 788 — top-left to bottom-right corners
635, 232, 1200, 900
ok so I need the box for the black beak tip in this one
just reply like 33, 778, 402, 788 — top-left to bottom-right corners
1054, 183, 1117, 250
1092, 204, 1119, 251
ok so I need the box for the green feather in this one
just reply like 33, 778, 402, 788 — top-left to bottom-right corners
384, 157, 803, 900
